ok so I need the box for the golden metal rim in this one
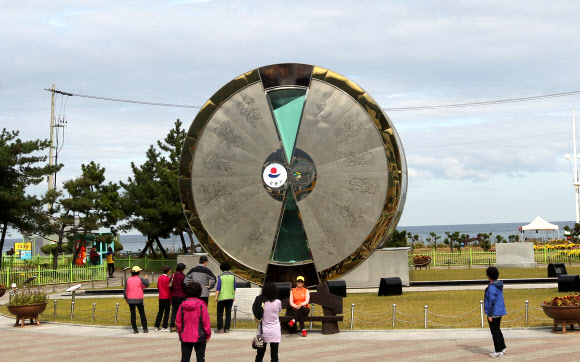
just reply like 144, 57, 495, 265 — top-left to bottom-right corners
179, 63, 407, 285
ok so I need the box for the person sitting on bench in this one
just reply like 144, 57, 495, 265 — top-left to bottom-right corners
288, 276, 310, 337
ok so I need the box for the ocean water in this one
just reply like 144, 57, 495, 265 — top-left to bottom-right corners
2, 220, 575, 254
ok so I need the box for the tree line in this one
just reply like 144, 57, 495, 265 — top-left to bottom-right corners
384, 229, 522, 252
0, 120, 197, 269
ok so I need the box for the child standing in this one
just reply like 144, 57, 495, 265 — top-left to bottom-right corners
106, 247, 115, 277
177, 282, 211, 362
154, 265, 172, 332
484, 266, 507, 358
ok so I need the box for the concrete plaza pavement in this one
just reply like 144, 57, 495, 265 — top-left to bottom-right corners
1, 312, 580, 361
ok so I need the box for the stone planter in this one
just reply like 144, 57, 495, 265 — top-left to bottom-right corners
413, 258, 431, 270
7, 302, 48, 327
541, 304, 580, 334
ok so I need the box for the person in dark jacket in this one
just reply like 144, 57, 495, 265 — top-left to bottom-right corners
89, 246, 100, 265
124, 265, 150, 333
177, 282, 211, 362
184, 256, 216, 305
484, 266, 507, 358
170, 262, 187, 333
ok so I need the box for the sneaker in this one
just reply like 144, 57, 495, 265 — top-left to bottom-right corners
216, 329, 224, 333
134, 330, 139, 334
154, 327, 159, 332
502, 349, 506, 355
161, 328, 169, 332
288, 320, 295, 328
224, 329, 230, 333
143, 329, 149, 333
489, 352, 504, 358
302, 329, 307, 337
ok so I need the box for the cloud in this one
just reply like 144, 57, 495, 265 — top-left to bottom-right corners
2, 0, 580, 227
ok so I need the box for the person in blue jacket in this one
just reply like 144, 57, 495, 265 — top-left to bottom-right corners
484, 266, 507, 358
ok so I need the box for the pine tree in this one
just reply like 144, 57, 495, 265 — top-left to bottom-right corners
120, 146, 171, 258
0, 129, 61, 269
157, 119, 198, 253
37, 162, 123, 268
120, 119, 198, 258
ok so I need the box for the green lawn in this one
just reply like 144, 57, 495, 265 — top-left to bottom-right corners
0, 287, 561, 330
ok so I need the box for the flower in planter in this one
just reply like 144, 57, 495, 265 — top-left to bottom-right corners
544, 294, 580, 307
413, 254, 431, 263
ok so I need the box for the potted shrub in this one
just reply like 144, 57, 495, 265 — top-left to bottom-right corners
541, 294, 580, 334
7, 289, 48, 327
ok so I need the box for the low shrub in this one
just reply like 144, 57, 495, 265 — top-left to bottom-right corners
9, 290, 48, 306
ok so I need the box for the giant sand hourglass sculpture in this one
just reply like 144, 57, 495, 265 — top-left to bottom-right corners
179, 64, 407, 286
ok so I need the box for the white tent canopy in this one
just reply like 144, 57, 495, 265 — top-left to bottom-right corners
520, 216, 559, 239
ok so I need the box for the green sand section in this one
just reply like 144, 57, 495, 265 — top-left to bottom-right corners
268, 89, 306, 162
272, 187, 312, 263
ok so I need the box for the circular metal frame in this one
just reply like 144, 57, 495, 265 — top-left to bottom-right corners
179, 64, 407, 285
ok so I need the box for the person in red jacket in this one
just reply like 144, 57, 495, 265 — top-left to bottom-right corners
154, 265, 172, 332
170, 262, 187, 333
177, 282, 211, 362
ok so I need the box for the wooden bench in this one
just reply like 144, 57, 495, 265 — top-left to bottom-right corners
279, 282, 344, 335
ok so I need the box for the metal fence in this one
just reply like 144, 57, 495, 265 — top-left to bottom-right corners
414, 248, 580, 267
1, 263, 106, 287
1, 254, 73, 269
346, 300, 551, 329
1, 256, 176, 287
37, 298, 552, 330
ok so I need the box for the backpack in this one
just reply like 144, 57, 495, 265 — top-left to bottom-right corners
252, 295, 265, 321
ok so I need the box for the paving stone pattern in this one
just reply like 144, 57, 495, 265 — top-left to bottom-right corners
1, 314, 580, 361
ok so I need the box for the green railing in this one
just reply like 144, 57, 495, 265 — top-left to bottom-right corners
415, 248, 580, 266
1, 254, 73, 269
1, 263, 106, 287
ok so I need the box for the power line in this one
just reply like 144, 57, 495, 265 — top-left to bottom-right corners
45, 88, 580, 112
44, 88, 201, 109
383, 91, 580, 111
64, 147, 144, 154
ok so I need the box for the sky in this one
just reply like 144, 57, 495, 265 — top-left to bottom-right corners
2, 1, 580, 231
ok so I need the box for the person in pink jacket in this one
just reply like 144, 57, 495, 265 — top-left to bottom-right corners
176, 282, 211, 362
123, 265, 150, 334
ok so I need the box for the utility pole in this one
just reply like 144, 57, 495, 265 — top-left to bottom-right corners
565, 109, 580, 223
44, 85, 72, 193
48, 84, 55, 192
